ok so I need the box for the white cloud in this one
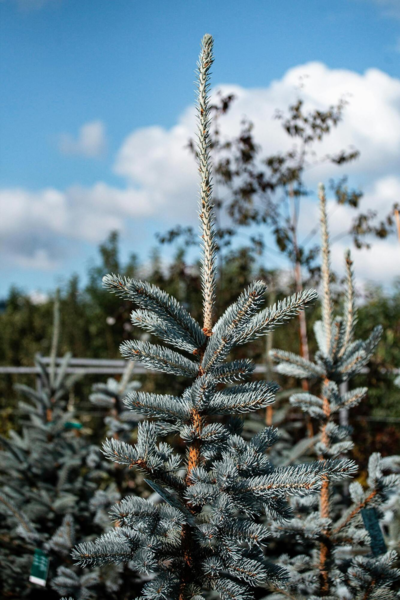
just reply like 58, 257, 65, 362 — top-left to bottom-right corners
215, 65, 400, 182
112, 62, 400, 222
334, 177, 400, 284
16, 249, 58, 271
114, 122, 198, 222
28, 290, 49, 304
2, 62, 400, 285
297, 176, 400, 284
0, 183, 153, 269
59, 121, 107, 158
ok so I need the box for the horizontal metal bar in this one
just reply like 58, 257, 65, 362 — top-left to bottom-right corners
0, 363, 268, 375
0, 361, 398, 376
35, 359, 278, 372
39, 357, 127, 367
0, 407, 398, 424
0, 367, 39, 374
0, 366, 147, 375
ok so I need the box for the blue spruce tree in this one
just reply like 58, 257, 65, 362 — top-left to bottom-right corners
269, 185, 400, 599
0, 296, 127, 599
72, 35, 356, 600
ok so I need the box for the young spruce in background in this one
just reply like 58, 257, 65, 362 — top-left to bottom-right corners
269, 186, 400, 599
70, 35, 358, 600
0, 297, 125, 600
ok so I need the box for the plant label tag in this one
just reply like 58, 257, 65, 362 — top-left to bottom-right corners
361, 507, 387, 556
29, 548, 49, 586
64, 421, 83, 430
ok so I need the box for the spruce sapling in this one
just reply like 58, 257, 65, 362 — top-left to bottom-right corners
269, 184, 400, 599
0, 298, 125, 600
72, 35, 356, 600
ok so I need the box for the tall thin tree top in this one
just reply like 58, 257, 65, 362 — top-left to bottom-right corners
197, 34, 216, 336
319, 183, 332, 351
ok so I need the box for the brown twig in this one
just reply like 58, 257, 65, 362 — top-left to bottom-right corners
269, 587, 298, 600
318, 382, 332, 595
394, 208, 400, 243
332, 489, 377, 536
361, 579, 376, 600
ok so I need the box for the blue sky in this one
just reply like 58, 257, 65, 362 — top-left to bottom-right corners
1, 0, 400, 296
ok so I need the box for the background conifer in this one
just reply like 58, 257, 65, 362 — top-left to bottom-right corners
0, 299, 130, 599
269, 185, 400, 599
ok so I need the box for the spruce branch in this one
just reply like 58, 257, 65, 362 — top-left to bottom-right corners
124, 390, 192, 421
236, 289, 318, 346
332, 489, 378, 536
211, 359, 255, 383
120, 339, 198, 377
103, 274, 205, 351
245, 459, 355, 499
130, 309, 201, 356
0, 492, 37, 535
203, 281, 267, 371
270, 349, 326, 379
72, 534, 136, 567
102, 431, 185, 491
208, 381, 279, 415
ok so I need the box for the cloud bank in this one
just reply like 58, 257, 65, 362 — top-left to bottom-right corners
2, 62, 400, 284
